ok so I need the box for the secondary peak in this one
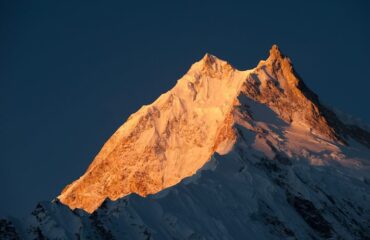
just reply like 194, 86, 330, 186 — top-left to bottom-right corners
268, 44, 284, 60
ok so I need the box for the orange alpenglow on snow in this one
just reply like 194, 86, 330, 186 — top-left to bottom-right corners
58, 45, 347, 213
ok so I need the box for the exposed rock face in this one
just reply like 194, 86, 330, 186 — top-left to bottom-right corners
0, 219, 20, 240
244, 45, 340, 141
58, 45, 370, 213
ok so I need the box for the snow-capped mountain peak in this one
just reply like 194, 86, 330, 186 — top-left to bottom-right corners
2, 45, 370, 240
57, 45, 370, 214
58, 50, 248, 213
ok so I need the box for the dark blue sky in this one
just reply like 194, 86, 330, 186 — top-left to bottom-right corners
1, 0, 369, 217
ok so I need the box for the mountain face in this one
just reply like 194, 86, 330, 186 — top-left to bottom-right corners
2, 45, 370, 240
58, 52, 247, 213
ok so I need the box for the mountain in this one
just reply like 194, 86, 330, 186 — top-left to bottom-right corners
2, 45, 370, 240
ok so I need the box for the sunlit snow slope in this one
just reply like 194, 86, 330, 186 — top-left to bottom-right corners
2, 45, 370, 240
58, 53, 250, 212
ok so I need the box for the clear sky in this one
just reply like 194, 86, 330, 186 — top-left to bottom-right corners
1, 0, 369, 217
